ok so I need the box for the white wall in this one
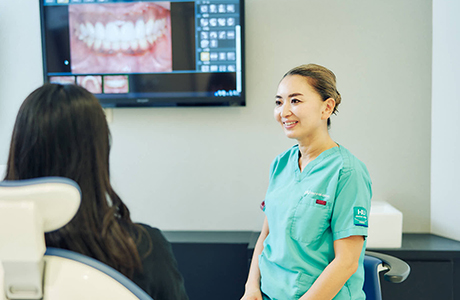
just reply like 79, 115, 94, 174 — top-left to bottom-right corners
0, 0, 432, 232
431, 0, 460, 240
0, 1, 44, 158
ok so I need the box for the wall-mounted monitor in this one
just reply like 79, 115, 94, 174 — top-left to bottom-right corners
39, 0, 245, 107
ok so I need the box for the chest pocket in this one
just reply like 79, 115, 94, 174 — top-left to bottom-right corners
290, 195, 332, 244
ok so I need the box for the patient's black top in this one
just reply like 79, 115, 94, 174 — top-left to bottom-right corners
133, 223, 189, 300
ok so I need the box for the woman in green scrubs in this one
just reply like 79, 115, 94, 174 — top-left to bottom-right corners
241, 64, 372, 300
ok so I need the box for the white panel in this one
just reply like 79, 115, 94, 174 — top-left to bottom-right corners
431, 0, 460, 241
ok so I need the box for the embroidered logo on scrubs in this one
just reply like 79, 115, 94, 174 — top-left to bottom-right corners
260, 200, 266, 211
304, 190, 330, 199
353, 207, 368, 227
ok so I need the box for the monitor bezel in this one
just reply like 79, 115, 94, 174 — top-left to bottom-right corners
38, 0, 246, 108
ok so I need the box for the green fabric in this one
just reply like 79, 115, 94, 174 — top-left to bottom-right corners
259, 144, 372, 300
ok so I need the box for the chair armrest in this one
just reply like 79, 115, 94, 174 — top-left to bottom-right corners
365, 251, 410, 283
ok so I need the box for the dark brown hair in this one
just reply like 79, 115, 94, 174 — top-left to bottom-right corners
5, 83, 148, 278
283, 63, 341, 128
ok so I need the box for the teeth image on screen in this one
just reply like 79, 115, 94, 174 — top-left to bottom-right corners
69, 2, 172, 74
77, 19, 167, 53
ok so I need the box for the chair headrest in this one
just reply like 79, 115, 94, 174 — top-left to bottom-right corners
0, 177, 81, 232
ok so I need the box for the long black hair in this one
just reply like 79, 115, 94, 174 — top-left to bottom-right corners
5, 83, 148, 278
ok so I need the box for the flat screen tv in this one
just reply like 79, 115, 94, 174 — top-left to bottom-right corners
39, 0, 245, 107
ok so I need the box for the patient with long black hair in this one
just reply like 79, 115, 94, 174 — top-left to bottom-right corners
4, 83, 188, 300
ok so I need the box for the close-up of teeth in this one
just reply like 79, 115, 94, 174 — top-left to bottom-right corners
77, 18, 167, 54
105, 78, 126, 88
68, 2, 172, 74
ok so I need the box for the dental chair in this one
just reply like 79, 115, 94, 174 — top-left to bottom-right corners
363, 251, 410, 300
0, 177, 153, 300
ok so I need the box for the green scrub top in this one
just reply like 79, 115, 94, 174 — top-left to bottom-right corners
259, 144, 372, 300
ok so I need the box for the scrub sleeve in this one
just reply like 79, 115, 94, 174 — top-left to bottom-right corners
332, 168, 370, 241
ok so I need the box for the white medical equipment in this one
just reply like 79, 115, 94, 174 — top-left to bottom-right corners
0, 177, 153, 300
367, 201, 403, 248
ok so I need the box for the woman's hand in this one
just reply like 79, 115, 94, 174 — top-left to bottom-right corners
240, 288, 263, 300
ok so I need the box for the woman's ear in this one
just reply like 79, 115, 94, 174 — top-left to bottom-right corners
322, 98, 336, 120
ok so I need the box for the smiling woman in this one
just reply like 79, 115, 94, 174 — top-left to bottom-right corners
278, 64, 342, 129
274, 75, 335, 143
241, 64, 372, 300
